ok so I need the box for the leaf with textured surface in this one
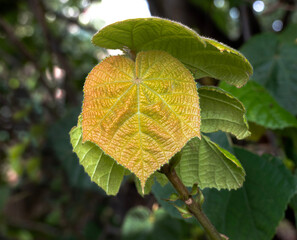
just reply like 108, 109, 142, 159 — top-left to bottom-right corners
240, 31, 297, 114
151, 131, 234, 222
199, 86, 250, 139
203, 148, 297, 240
82, 50, 200, 189
221, 81, 297, 129
176, 136, 245, 190
92, 17, 252, 87
70, 117, 126, 195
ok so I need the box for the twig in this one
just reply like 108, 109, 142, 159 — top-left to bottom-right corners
160, 164, 224, 240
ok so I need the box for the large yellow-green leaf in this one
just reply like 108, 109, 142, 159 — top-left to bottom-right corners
92, 17, 252, 87
70, 117, 126, 195
176, 136, 245, 190
82, 50, 200, 189
199, 86, 250, 139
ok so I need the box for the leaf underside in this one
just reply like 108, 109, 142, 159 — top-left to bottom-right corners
92, 17, 252, 87
199, 86, 250, 139
176, 136, 245, 190
82, 50, 200, 189
70, 117, 126, 195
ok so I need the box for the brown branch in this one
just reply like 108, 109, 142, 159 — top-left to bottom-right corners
160, 164, 224, 240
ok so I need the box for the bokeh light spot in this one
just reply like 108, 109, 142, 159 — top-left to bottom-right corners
253, 0, 265, 13
272, 20, 283, 32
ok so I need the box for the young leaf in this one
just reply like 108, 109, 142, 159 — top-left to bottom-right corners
92, 17, 252, 87
70, 117, 126, 196
82, 50, 200, 190
220, 81, 297, 129
199, 86, 250, 139
203, 148, 297, 240
176, 136, 245, 190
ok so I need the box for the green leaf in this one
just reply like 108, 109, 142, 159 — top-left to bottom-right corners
278, 23, 297, 44
203, 148, 297, 240
199, 86, 250, 139
122, 207, 184, 240
152, 182, 195, 223
151, 132, 234, 222
155, 170, 169, 186
176, 136, 245, 190
289, 193, 297, 229
220, 81, 297, 129
70, 116, 126, 196
240, 31, 297, 114
135, 170, 169, 196
0, 185, 9, 211
92, 17, 252, 87
134, 173, 154, 196
281, 128, 297, 165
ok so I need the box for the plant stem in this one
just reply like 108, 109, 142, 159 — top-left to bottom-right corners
161, 164, 223, 240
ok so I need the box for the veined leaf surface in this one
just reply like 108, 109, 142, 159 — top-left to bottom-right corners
92, 17, 252, 87
70, 117, 126, 195
176, 136, 245, 190
82, 50, 200, 189
199, 86, 250, 139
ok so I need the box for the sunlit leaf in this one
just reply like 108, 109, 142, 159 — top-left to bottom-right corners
82, 50, 200, 189
199, 86, 250, 139
176, 136, 245, 190
70, 116, 126, 195
92, 17, 252, 87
